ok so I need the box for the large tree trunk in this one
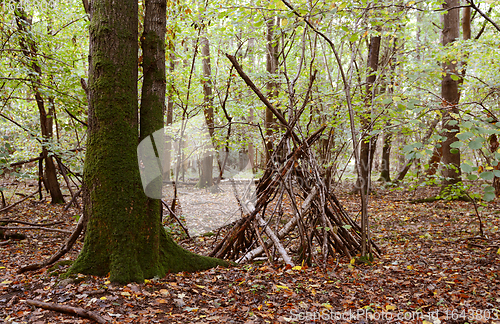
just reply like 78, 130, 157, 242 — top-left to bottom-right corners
68, 0, 227, 284
197, 36, 214, 188
15, 6, 64, 204
355, 34, 381, 194
440, 0, 461, 189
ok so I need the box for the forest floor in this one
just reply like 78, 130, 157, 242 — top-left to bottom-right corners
1, 177, 500, 324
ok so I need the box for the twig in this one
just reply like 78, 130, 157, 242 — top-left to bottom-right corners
0, 226, 71, 234
0, 239, 12, 246
225, 53, 300, 143
256, 213, 294, 267
0, 219, 63, 226
9, 156, 43, 167
64, 189, 82, 211
161, 199, 191, 239
460, 189, 484, 237
466, 0, 500, 32
55, 157, 79, 209
18, 214, 86, 273
25, 299, 107, 323
0, 191, 38, 213
252, 221, 273, 264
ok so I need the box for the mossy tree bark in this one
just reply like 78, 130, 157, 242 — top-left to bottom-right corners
68, 0, 228, 284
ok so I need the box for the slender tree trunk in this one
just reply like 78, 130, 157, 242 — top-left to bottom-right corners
247, 38, 256, 173
197, 36, 214, 188
379, 132, 391, 182
355, 34, 381, 194
490, 134, 500, 197
378, 37, 398, 183
68, 0, 227, 284
356, 33, 381, 257
265, 17, 279, 163
165, 47, 175, 182
15, 6, 64, 204
440, 0, 461, 189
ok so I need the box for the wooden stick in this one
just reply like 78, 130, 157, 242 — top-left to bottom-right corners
0, 190, 38, 213
9, 156, 43, 167
0, 239, 12, 246
0, 219, 63, 226
161, 199, 191, 239
0, 226, 71, 234
256, 213, 294, 267
55, 157, 79, 209
25, 299, 107, 323
237, 188, 317, 263
18, 214, 86, 273
63, 188, 82, 211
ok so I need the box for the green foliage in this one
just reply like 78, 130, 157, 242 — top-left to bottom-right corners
0, 0, 498, 204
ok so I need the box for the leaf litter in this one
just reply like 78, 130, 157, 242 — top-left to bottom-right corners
1, 183, 499, 323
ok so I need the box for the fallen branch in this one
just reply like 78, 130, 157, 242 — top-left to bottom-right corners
18, 214, 86, 273
0, 239, 12, 246
0, 190, 38, 213
0, 219, 63, 226
25, 299, 107, 323
0, 226, 71, 234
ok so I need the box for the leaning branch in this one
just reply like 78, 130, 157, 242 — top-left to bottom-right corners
467, 0, 500, 32
161, 199, 191, 239
225, 54, 297, 140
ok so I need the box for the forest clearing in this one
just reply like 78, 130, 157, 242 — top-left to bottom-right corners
1, 0, 500, 322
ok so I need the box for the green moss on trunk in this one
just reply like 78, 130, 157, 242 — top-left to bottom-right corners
69, 0, 229, 284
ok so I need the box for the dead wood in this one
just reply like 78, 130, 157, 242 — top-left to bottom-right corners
0, 239, 12, 245
0, 190, 38, 213
0, 219, 63, 226
18, 214, 86, 273
25, 299, 107, 323
161, 199, 191, 239
0, 226, 71, 234
212, 54, 382, 266
63, 188, 82, 211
